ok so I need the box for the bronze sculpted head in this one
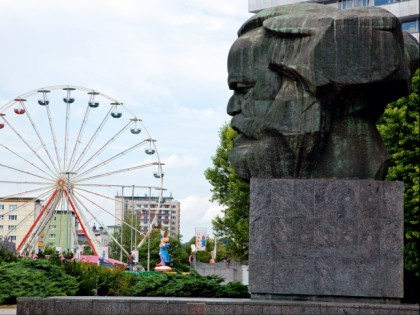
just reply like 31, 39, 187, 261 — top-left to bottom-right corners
227, 3, 419, 180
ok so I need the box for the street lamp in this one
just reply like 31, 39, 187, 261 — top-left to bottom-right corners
147, 186, 152, 271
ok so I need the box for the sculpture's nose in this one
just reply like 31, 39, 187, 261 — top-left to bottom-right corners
227, 94, 242, 116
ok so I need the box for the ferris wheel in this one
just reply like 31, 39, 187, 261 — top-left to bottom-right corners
0, 85, 164, 257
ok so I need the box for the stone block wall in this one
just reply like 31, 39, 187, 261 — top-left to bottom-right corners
249, 179, 404, 300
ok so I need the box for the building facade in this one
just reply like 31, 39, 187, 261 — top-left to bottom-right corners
114, 194, 181, 237
0, 198, 79, 253
248, 0, 419, 41
0, 197, 41, 246
42, 210, 76, 252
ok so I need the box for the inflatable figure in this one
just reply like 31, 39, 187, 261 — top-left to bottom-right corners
159, 237, 170, 266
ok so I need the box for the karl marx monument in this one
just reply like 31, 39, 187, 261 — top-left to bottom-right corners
227, 3, 419, 302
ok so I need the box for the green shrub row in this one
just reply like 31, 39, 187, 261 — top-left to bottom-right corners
0, 256, 249, 304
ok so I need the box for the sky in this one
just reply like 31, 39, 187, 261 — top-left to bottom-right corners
0, 0, 252, 242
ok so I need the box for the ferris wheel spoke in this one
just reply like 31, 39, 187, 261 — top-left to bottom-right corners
20, 103, 59, 176
0, 144, 56, 180
69, 105, 114, 173
0, 115, 58, 177
63, 101, 71, 171
74, 162, 160, 183
0, 185, 53, 200
74, 188, 144, 235
0, 163, 54, 183
0, 188, 54, 231
77, 183, 163, 190
74, 139, 148, 180
44, 104, 63, 172
74, 121, 133, 175
67, 103, 92, 173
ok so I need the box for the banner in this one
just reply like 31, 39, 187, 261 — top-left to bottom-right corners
132, 250, 139, 263
195, 227, 207, 251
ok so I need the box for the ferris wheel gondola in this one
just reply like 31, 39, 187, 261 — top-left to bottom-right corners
14, 98, 26, 115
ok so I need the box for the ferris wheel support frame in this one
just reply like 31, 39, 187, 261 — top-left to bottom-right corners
64, 190, 101, 256
16, 190, 58, 254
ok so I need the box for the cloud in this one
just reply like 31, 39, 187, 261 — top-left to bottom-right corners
0, 0, 252, 244
162, 154, 200, 170
179, 195, 224, 242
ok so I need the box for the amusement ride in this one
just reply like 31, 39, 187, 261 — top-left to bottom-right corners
0, 85, 164, 260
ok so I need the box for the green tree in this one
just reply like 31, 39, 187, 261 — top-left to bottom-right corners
377, 68, 420, 276
204, 123, 250, 263
108, 210, 143, 262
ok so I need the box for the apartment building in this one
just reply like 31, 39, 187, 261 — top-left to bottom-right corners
43, 210, 76, 252
0, 197, 41, 246
248, 0, 419, 41
115, 194, 180, 237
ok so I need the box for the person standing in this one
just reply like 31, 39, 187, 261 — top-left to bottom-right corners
127, 252, 134, 271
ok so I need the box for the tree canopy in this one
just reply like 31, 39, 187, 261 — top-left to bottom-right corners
377, 68, 420, 276
204, 123, 250, 263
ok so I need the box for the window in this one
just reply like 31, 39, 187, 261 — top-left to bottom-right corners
0, 225, 3, 231
171, 210, 176, 214
48, 234, 56, 239
9, 236, 16, 241
8, 225, 16, 231
48, 242, 55, 247
49, 225, 56, 230
9, 205, 17, 210
171, 216, 176, 219
0, 205, 4, 210
402, 19, 419, 33
0, 215, 3, 221
9, 215, 17, 221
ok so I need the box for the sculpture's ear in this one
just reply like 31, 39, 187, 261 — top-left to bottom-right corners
403, 32, 420, 75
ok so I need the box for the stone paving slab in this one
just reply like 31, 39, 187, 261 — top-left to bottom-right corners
17, 297, 419, 315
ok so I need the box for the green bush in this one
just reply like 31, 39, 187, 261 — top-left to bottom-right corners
0, 257, 249, 304
0, 247, 17, 263
218, 281, 250, 298
63, 261, 99, 296
97, 267, 135, 296
131, 271, 249, 298
0, 259, 78, 304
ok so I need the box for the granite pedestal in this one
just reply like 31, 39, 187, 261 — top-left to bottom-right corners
16, 296, 419, 315
249, 179, 404, 301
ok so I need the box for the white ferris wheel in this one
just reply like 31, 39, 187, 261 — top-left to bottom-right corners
0, 85, 164, 257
